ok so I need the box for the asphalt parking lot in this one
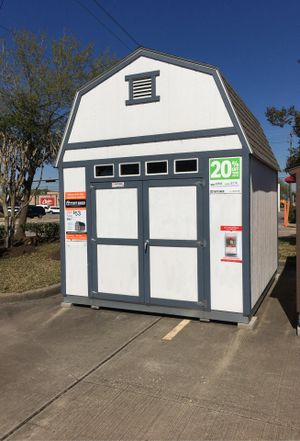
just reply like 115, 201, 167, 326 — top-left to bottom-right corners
0, 258, 299, 441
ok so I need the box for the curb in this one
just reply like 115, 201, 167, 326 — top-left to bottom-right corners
0, 283, 61, 304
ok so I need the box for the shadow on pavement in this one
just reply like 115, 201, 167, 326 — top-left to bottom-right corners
271, 256, 297, 328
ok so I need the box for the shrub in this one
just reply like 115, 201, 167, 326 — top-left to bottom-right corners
26, 222, 60, 242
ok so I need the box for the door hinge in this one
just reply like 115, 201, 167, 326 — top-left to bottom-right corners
197, 240, 207, 247
90, 185, 95, 189
196, 179, 205, 187
91, 238, 96, 242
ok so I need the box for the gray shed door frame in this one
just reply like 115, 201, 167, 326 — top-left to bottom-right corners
90, 178, 206, 309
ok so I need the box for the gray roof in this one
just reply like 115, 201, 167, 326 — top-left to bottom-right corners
222, 76, 279, 170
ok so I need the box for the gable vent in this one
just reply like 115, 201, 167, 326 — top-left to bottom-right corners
125, 70, 160, 105
132, 77, 153, 99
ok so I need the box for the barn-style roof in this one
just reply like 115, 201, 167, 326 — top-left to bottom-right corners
222, 77, 279, 170
56, 48, 279, 170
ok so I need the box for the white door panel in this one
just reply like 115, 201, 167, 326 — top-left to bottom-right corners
97, 244, 139, 296
150, 246, 198, 301
96, 188, 138, 239
149, 186, 197, 240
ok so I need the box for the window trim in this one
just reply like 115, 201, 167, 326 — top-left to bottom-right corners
145, 160, 168, 176
174, 158, 199, 175
119, 162, 141, 177
94, 163, 115, 178
125, 70, 160, 106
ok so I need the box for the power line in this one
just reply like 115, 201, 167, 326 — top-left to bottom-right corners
73, 0, 132, 51
92, 0, 140, 47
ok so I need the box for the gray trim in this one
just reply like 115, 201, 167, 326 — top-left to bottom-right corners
64, 295, 249, 324
213, 72, 250, 154
62, 127, 237, 151
202, 157, 211, 311
242, 153, 252, 316
86, 165, 93, 299
125, 70, 160, 81
59, 167, 66, 297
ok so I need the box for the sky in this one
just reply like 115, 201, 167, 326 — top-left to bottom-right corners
0, 0, 299, 189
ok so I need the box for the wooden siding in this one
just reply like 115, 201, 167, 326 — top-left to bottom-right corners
250, 158, 278, 307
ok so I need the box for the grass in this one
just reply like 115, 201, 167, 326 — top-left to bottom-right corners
0, 242, 60, 293
278, 237, 296, 261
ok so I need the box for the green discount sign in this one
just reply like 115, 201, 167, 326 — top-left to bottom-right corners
209, 157, 242, 194
209, 157, 241, 180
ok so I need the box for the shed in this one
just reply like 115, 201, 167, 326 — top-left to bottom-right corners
56, 48, 279, 324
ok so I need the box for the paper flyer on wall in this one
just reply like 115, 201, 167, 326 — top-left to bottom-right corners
220, 225, 242, 263
209, 157, 242, 194
64, 192, 87, 241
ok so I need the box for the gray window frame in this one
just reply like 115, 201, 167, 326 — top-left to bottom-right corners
125, 70, 160, 106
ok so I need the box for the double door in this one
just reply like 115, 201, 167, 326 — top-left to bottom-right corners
90, 179, 205, 308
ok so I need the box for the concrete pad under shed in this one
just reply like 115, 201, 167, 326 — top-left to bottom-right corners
2, 257, 300, 441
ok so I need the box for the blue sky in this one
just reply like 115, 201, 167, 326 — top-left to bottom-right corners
1, 0, 299, 188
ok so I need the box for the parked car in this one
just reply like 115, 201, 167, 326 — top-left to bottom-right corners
49, 206, 60, 214
7, 206, 20, 214
27, 205, 46, 219
37, 204, 51, 214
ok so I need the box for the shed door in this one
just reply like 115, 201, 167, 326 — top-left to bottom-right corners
144, 179, 204, 306
91, 181, 144, 302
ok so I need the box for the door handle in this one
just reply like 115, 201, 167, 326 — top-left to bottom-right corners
144, 239, 149, 253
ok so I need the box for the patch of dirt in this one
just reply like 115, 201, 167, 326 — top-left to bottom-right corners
0, 243, 37, 259
49, 248, 61, 261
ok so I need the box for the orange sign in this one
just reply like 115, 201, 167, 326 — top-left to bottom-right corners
66, 233, 87, 241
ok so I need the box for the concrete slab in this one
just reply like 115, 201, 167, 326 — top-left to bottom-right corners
0, 295, 158, 439
237, 315, 258, 329
2, 258, 300, 441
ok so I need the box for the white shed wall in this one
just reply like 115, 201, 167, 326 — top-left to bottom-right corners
63, 167, 88, 297
250, 159, 277, 307
68, 56, 234, 143
63, 135, 242, 162
209, 189, 243, 313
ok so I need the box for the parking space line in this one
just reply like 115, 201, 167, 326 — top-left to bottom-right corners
162, 319, 191, 341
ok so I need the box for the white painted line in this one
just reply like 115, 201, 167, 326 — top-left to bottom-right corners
162, 319, 191, 341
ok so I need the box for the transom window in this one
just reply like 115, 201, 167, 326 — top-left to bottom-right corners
174, 158, 198, 174
94, 164, 114, 178
125, 70, 160, 106
119, 162, 140, 176
146, 160, 168, 175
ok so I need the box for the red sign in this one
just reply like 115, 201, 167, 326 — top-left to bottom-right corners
38, 196, 55, 206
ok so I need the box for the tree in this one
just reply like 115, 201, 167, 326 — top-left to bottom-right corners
266, 106, 300, 168
0, 30, 117, 244
0, 130, 30, 248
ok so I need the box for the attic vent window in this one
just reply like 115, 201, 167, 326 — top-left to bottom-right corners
125, 70, 160, 106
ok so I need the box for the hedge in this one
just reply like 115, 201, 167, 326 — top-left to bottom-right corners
0, 222, 60, 242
